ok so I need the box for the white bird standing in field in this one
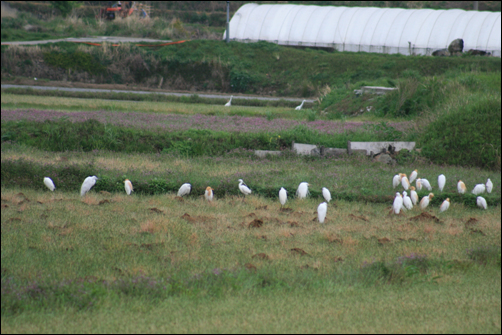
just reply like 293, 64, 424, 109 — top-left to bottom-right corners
410, 186, 419, 205
439, 198, 450, 213
420, 193, 434, 209
204, 186, 214, 202
402, 191, 413, 210
401, 174, 410, 190
416, 178, 423, 191
296, 182, 310, 199
393, 174, 402, 189
80, 176, 98, 196
471, 184, 486, 195
295, 100, 306, 110
486, 178, 493, 193
393, 192, 403, 214
124, 179, 133, 195
177, 183, 192, 197
421, 178, 432, 191
457, 180, 466, 194
224, 96, 233, 107
438, 174, 446, 192
279, 187, 287, 206
322, 187, 331, 202
409, 169, 418, 184
238, 179, 252, 196
317, 202, 327, 223
476, 196, 487, 210
43, 177, 56, 191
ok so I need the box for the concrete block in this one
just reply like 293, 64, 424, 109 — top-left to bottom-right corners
348, 141, 415, 156
293, 143, 319, 156
255, 150, 281, 158
322, 148, 348, 157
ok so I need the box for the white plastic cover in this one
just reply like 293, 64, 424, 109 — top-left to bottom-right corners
224, 4, 501, 56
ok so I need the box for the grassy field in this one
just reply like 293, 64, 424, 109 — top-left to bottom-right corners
1, 86, 500, 332
1, 185, 500, 332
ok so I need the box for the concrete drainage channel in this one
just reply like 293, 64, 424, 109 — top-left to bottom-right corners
255, 141, 416, 164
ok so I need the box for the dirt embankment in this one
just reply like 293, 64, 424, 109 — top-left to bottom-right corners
1, 42, 232, 94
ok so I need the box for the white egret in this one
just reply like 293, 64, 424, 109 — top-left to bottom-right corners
177, 183, 192, 197
224, 96, 233, 107
296, 182, 310, 199
409, 169, 418, 184
402, 191, 413, 210
295, 100, 306, 110
317, 202, 327, 223
439, 198, 450, 213
410, 186, 419, 205
486, 178, 493, 193
421, 178, 432, 191
43, 177, 56, 191
238, 179, 252, 196
471, 184, 486, 195
322, 187, 331, 202
393, 192, 403, 214
457, 180, 466, 194
416, 178, 423, 191
80, 176, 98, 196
279, 187, 287, 206
393, 174, 402, 189
476, 196, 487, 210
205, 187, 214, 202
420, 193, 434, 209
124, 179, 133, 195
401, 174, 410, 190
438, 174, 446, 192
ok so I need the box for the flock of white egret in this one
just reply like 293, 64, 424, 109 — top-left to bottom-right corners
42, 169, 493, 223
391, 171, 492, 215
223, 96, 307, 110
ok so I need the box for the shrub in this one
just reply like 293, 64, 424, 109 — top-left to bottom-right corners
419, 94, 501, 170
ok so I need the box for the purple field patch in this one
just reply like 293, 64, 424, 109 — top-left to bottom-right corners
1, 109, 412, 134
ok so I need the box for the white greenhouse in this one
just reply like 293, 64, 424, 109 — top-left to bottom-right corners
224, 4, 501, 57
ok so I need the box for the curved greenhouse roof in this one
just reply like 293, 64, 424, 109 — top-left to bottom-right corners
224, 4, 501, 56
